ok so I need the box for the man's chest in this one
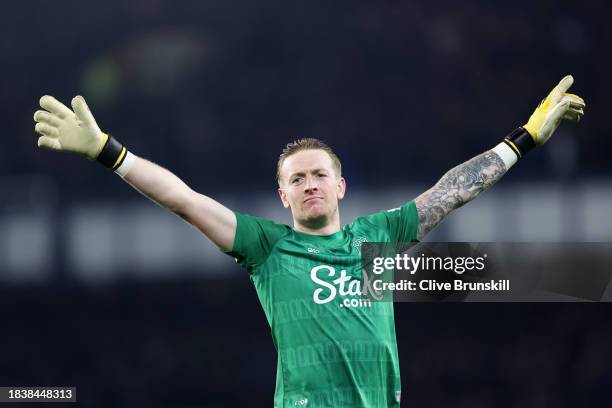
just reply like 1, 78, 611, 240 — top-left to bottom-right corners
256, 243, 375, 308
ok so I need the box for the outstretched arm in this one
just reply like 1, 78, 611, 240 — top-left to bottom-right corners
415, 150, 506, 240
33, 95, 236, 252
122, 157, 236, 251
414, 75, 585, 241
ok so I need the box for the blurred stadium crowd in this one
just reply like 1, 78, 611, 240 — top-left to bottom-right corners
1, 0, 612, 406
6, 0, 611, 192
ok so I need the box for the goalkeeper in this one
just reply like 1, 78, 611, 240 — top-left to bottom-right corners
33, 75, 584, 407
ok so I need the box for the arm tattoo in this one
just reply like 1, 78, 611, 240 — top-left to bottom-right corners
415, 150, 507, 240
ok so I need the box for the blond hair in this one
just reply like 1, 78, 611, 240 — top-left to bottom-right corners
276, 138, 342, 183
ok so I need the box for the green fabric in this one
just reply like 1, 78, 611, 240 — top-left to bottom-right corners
228, 201, 419, 407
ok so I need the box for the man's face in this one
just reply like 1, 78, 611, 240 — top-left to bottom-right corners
278, 149, 346, 228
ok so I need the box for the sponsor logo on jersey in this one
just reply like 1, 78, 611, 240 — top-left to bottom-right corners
310, 265, 382, 308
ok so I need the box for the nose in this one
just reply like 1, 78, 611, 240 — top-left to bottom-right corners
304, 175, 319, 193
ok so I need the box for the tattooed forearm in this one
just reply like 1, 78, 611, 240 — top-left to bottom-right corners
415, 150, 508, 240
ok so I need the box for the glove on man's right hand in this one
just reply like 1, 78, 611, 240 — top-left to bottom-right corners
34, 95, 108, 160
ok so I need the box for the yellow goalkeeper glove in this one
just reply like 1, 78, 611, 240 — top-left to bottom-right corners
34, 95, 108, 159
34, 95, 131, 173
493, 75, 586, 168
523, 74, 585, 145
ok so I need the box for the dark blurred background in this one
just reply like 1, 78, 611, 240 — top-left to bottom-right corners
1, 0, 611, 406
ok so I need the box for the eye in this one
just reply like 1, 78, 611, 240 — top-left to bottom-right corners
317, 173, 327, 178
291, 177, 303, 184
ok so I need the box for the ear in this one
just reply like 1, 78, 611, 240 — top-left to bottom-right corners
278, 187, 290, 208
337, 177, 346, 201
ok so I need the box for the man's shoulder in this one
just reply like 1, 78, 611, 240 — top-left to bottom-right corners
348, 207, 397, 227
344, 201, 418, 241
234, 211, 293, 239
344, 211, 392, 239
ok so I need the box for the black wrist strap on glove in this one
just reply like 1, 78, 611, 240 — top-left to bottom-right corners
97, 134, 127, 171
503, 127, 536, 159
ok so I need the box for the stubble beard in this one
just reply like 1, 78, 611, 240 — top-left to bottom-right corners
298, 203, 337, 230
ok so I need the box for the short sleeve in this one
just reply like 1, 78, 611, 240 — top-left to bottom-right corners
226, 211, 290, 273
360, 200, 419, 242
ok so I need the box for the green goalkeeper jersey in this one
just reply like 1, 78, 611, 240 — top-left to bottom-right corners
228, 201, 419, 407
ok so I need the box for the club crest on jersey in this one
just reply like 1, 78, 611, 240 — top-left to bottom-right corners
351, 236, 368, 254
